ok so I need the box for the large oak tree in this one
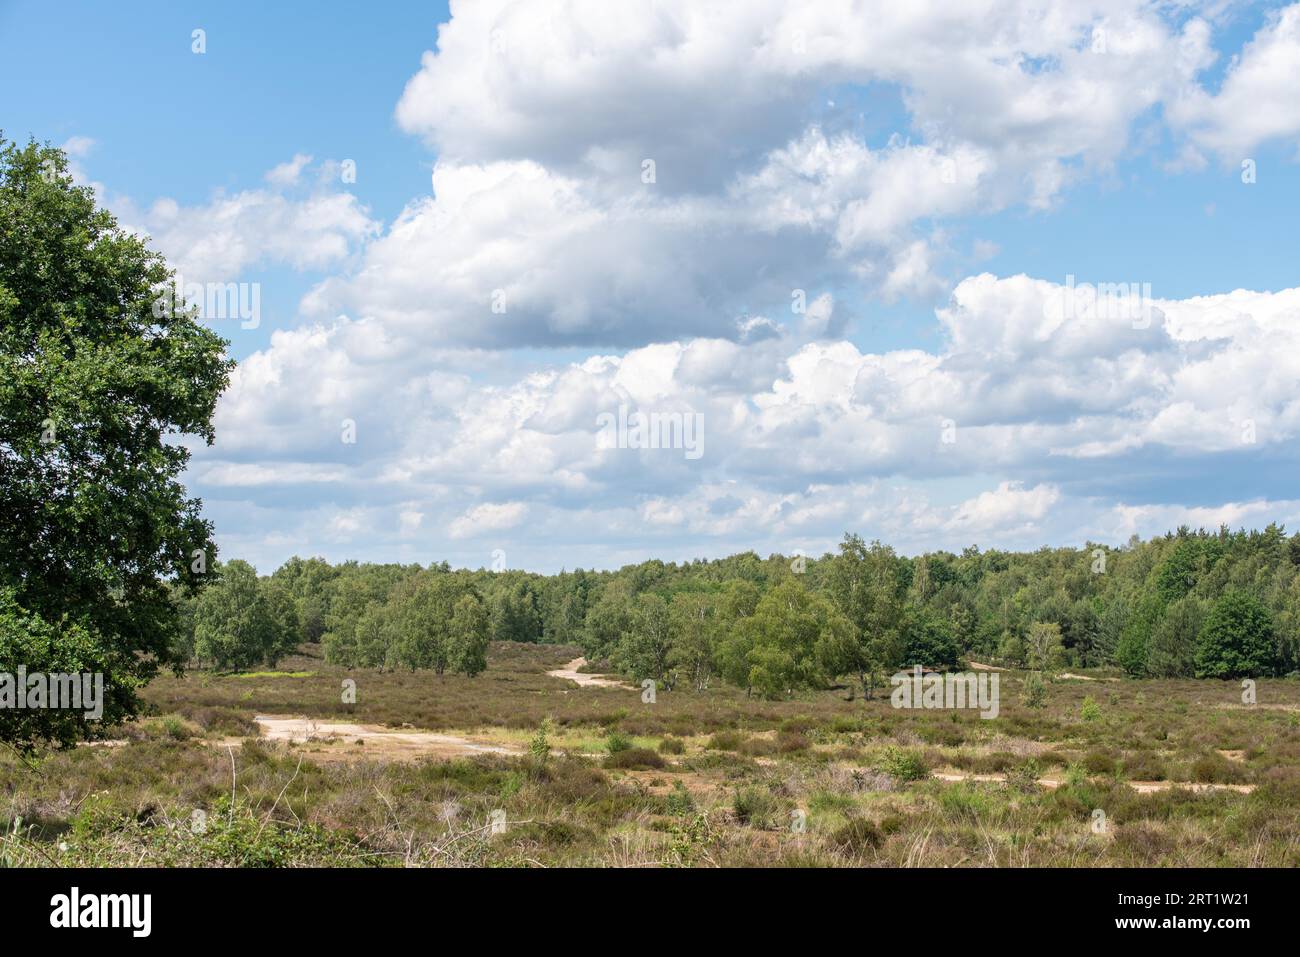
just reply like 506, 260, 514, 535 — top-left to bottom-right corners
0, 137, 232, 749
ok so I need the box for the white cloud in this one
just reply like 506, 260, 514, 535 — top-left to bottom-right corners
100, 0, 1300, 570
1170, 4, 1300, 161
449, 502, 529, 539
298, 0, 1228, 351
949, 481, 1061, 532
110, 157, 379, 285
193, 268, 1300, 568
265, 153, 314, 187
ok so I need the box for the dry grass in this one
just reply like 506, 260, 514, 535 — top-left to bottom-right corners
2, 645, 1298, 867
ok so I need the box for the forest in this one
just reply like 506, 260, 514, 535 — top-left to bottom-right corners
177, 524, 1300, 696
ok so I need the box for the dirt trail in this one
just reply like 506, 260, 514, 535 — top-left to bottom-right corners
545, 657, 635, 689
934, 770, 1253, 794
241, 715, 520, 762
1057, 672, 1118, 682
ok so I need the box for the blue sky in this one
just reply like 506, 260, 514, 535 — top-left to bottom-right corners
4, 1, 1300, 573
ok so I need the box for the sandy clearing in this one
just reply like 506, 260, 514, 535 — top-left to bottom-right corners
968, 662, 1005, 672
545, 657, 635, 690
933, 770, 1253, 794
1057, 672, 1121, 682
239, 715, 521, 762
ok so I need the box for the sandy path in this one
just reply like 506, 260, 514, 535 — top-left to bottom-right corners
934, 770, 1253, 794
243, 715, 520, 762
545, 657, 635, 689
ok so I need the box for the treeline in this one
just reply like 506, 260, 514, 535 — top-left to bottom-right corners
174, 525, 1300, 695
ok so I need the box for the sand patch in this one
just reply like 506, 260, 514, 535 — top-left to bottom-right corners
545, 657, 636, 690
242, 715, 520, 763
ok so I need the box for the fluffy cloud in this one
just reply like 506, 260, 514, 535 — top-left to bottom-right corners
192, 272, 1300, 569
110, 156, 379, 285
449, 502, 529, 539
298, 0, 1230, 351
112, 0, 1300, 571
1170, 4, 1300, 162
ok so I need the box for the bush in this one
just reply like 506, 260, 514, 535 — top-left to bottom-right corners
665, 781, 694, 816
875, 746, 929, 782
1007, 759, 1043, 793
605, 731, 633, 754
1081, 696, 1102, 722
732, 787, 781, 828
1121, 751, 1167, 781
939, 783, 994, 821
1022, 672, 1047, 709
658, 736, 685, 754
776, 730, 811, 753
829, 817, 883, 855
706, 730, 744, 751
529, 719, 553, 761
604, 748, 665, 770
1190, 753, 1247, 784
1082, 751, 1116, 775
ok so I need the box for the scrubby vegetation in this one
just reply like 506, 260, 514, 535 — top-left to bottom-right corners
2, 643, 1297, 868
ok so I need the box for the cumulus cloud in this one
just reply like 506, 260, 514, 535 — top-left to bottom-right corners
101, 0, 1300, 570
191, 271, 1300, 569
297, 0, 1230, 351
449, 502, 529, 539
111, 156, 379, 285
1170, 4, 1300, 162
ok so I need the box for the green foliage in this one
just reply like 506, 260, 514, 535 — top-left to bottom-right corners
490, 580, 542, 643
603, 747, 664, 770
529, 718, 553, 762
613, 592, 674, 684
192, 561, 298, 671
193, 522, 1296, 691
875, 746, 928, 781
1147, 595, 1203, 677
725, 579, 850, 699
0, 138, 232, 746
320, 570, 490, 676
1022, 671, 1047, 708
829, 817, 883, 854
900, 606, 961, 668
732, 787, 781, 828
997, 630, 1027, 668
823, 535, 906, 696
1026, 621, 1065, 672
667, 591, 720, 690
665, 780, 694, 815
1116, 594, 1161, 676
1195, 591, 1275, 678
448, 593, 490, 677
1080, 696, 1102, 721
